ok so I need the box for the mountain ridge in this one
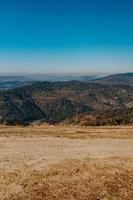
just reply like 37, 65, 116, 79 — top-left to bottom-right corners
0, 80, 133, 126
92, 72, 133, 86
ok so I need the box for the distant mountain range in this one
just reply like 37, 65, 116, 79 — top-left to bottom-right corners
0, 80, 132, 126
0, 73, 132, 89
0, 74, 99, 89
0, 76, 31, 89
92, 73, 133, 86
0, 72, 132, 126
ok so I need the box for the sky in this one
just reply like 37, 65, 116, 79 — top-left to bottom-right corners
0, 0, 133, 74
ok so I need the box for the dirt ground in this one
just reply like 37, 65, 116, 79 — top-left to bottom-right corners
0, 125, 133, 200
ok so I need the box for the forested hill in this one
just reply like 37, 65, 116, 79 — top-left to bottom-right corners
0, 81, 133, 125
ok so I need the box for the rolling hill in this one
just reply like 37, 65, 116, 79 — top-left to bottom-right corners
93, 73, 133, 86
0, 74, 100, 89
0, 81, 133, 125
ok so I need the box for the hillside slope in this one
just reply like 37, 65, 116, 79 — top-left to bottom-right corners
0, 81, 133, 125
93, 73, 133, 86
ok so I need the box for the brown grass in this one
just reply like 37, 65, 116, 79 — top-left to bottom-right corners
0, 125, 133, 139
0, 126, 133, 199
1, 158, 133, 200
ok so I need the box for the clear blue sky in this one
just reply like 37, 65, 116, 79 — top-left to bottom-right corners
0, 0, 133, 74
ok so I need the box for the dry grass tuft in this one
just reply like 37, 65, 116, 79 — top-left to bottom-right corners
1, 158, 133, 200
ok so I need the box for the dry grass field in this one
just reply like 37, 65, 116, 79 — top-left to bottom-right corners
0, 125, 133, 200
